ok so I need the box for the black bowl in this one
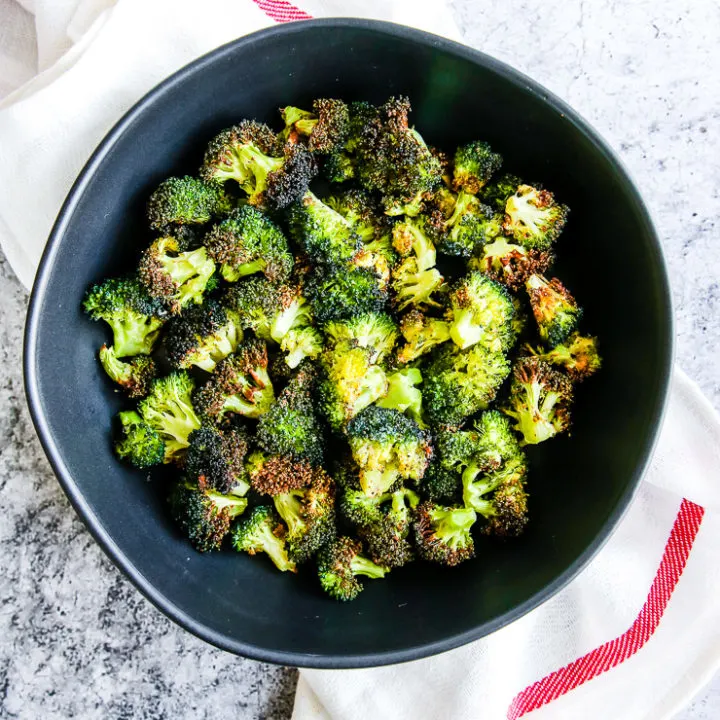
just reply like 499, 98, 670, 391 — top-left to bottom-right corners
24, 19, 672, 668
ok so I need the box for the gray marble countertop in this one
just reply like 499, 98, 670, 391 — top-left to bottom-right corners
1, 0, 719, 718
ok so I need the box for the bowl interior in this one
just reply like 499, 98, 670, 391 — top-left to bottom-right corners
25, 20, 671, 667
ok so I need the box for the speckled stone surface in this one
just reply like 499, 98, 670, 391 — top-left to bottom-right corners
1, 1, 719, 718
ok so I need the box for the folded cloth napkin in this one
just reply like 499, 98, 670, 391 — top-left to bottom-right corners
2, 2, 719, 719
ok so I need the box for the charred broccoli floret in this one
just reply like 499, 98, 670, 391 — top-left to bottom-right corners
396, 310, 451, 364
204, 205, 293, 283
469, 236, 554, 290
114, 410, 165, 469
376, 367, 424, 426
435, 191, 502, 258
201, 120, 316, 209
99, 344, 156, 398
323, 311, 398, 364
232, 505, 296, 572
325, 189, 387, 243
526, 333, 601, 381
526, 274, 582, 347
503, 184, 569, 250
170, 480, 247, 552
83, 276, 166, 357
138, 236, 216, 315
316, 536, 387, 601
423, 463, 463, 504
146, 176, 232, 230
164, 299, 243, 371
346, 406, 432, 496
481, 173, 521, 211
453, 141, 503, 194
413, 502, 476, 566
424, 345, 511, 426
193, 338, 275, 422
503, 357, 573, 445
447, 271, 515, 352
185, 424, 250, 495
482, 478, 529, 537
281, 98, 349, 154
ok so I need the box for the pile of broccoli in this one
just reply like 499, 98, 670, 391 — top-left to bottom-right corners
84, 96, 601, 601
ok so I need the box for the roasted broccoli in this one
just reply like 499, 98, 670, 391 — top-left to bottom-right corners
280, 98, 349, 153
503, 185, 569, 250
376, 367, 424, 426
170, 480, 247, 552
185, 423, 250, 494
413, 502, 476, 566
481, 173, 521, 211
204, 205, 293, 283
469, 236, 554, 290
232, 505, 297, 572
323, 311, 398, 364
316, 536, 387, 601
423, 463, 463, 504
146, 176, 232, 231
452, 141, 503, 195
526, 333, 601, 381
83, 276, 166, 357
114, 410, 165, 469
246, 450, 315, 495
526, 274, 582, 347
99, 344, 156, 398
325, 188, 388, 243
396, 310, 451, 364
436, 192, 502, 258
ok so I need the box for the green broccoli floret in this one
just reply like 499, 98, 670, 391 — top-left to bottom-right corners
204, 205, 293, 283
469, 236, 554, 291
503, 357, 574, 445
138, 236, 216, 315
164, 299, 243, 371
376, 367, 424, 426
339, 483, 388, 527
481, 173, 522, 211
447, 271, 515, 352
185, 423, 250, 495
99, 344, 156, 398
114, 410, 165, 469
146, 176, 232, 230
280, 98, 349, 153
288, 190, 361, 267
256, 366, 325, 465
323, 311, 398, 364
325, 189, 388, 243
436, 192, 502, 258
392, 216, 437, 271
273, 468, 336, 563
413, 502, 476, 566
324, 150, 356, 183
316, 536, 387, 601
306, 265, 387, 325
396, 310, 451, 364
246, 449, 315, 495
321, 101, 378, 183
193, 338, 275, 422
317, 345, 388, 431
526, 274, 582, 347
201, 120, 316, 209
525, 333, 601, 381
83, 276, 166, 357
424, 345, 511, 426
170, 480, 247, 552
482, 478, 529, 537
232, 505, 297, 572
434, 426, 479, 471
136, 372, 201, 463
346, 406, 432, 497
226, 276, 284, 339
503, 184, 569, 250
423, 463, 463, 504
452, 140, 503, 194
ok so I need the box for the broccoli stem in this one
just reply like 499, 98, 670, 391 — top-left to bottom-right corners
350, 556, 387, 579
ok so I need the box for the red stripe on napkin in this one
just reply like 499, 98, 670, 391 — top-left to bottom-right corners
252, 0, 312, 22
507, 498, 705, 719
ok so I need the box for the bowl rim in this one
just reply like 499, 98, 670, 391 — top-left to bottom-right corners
23, 17, 674, 669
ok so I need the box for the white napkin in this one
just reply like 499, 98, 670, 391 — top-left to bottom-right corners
2, 2, 719, 719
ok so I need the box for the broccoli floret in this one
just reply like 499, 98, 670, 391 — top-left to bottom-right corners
325, 189, 388, 243
146, 176, 232, 230
339, 484, 388, 527
434, 426, 479, 471
204, 205, 293, 283
436, 192, 502, 258
526, 333, 601, 381
423, 463, 463, 504
324, 150, 356, 183
201, 120, 316, 209
396, 310, 451, 364
376, 367, 424, 426
170, 481, 247, 552
462, 454, 527, 522
114, 410, 165, 469
232, 505, 297, 572
503, 184, 569, 250
481, 173, 522, 211
164, 299, 243, 371
288, 190, 361, 267
136, 372, 201, 463
392, 216, 437, 271
280, 98, 349, 154
482, 479, 529, 537
256, 366, 325, 465
273, 468, 336, 563
83, 276, 166, 357
346, 406, 432, 497
316, 536, 387, 601
185, 424, 250, 495
469, 236, 554, 291
452, 141, 503, 194
392, 257, 445, 312
503, 357, 574, 445
526, 274, 582, 347
138, 236, 216, 314
323, 312, 398, 364
193, 338, 274, 422
246, 450, 315, 495
226, 276, 285, 339
306, 265, 387, 325
413, 502, 476, 566
447, 271, 515, 352
317, 346, 388, 431
424, 345, 511, 426
99, 344, 156, 398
